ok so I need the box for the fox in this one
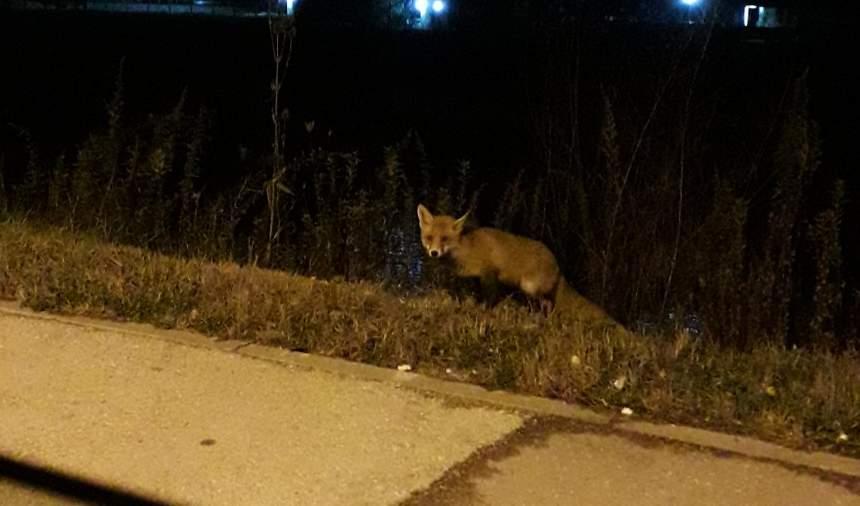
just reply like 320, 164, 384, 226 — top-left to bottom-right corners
417, 203, 615, 324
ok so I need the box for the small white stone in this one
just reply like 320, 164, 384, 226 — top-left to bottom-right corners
838, 432, 849, 442
621, 407, 634, 416
396, 364, 412, 372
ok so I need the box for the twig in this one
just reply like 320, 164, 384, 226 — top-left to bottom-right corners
600, 22, 697, 298
662, 11, 717, 316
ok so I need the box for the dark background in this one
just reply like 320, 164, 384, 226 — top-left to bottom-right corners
0, 9, 855, 180
0, 7, 856, 285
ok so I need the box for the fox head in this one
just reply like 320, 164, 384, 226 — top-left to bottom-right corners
417, 204, 469, 258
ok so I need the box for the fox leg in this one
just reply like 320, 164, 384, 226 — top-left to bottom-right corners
521, 295, 553, 317
539, 297, 554, 317
521, 277, 556, 317
478, 271, 502, 308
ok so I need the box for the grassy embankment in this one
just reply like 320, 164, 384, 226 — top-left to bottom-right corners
1, 220, 857, 457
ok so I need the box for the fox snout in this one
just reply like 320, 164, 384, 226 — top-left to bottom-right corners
423, 241, 448, 258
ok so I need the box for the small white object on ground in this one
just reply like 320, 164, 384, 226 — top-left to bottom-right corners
397, 364, 412, 372
621, 407, 634, 416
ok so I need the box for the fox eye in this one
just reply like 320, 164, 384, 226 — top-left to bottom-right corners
440, 236, 449, 243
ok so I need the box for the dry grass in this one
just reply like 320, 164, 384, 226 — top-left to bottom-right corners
1, 220, 858, 457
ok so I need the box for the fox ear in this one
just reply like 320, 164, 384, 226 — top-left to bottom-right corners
453, 211, 469, 233
417, 204, 433, 228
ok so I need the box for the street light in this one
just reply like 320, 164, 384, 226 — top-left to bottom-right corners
680, 0, 700, 23
414, 0, 428, 17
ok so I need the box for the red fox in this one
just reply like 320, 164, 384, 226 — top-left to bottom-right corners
417, 204, 614, 323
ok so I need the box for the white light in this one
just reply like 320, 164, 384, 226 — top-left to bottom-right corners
744, 5, 757, 26
414, 0, 428, 17
680, 0, 699, 5
277, 0, 295, 12
432, 0, 446, 13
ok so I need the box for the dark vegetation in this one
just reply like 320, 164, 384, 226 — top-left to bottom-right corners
0, 9, 858, 452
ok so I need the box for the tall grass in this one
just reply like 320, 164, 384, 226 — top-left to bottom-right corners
0, 27, 855, 352
505, 21, 854, 350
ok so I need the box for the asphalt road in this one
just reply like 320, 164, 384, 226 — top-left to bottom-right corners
1, 306, 858, 505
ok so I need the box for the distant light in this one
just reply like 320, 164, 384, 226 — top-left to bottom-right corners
743, 4, 757, 26
432, 0, 446, 13
680, 0, 699, 5
414, 0, 428, 17
286, 0, 294, 12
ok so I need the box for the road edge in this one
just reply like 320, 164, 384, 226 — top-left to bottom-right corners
3, 301, 858, 480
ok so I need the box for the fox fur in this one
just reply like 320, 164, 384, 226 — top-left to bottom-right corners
417, 203, 619, 327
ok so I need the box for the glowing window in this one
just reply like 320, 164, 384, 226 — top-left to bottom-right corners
743, 5, 761, 26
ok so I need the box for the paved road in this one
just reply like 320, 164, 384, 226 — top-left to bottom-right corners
1, 306, 859, 505
407, 421, 860, 506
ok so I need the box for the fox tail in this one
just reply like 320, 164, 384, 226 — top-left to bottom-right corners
551, 276, 630, 335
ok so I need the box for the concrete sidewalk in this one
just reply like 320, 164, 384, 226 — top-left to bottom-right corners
1, 303, 859, 505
